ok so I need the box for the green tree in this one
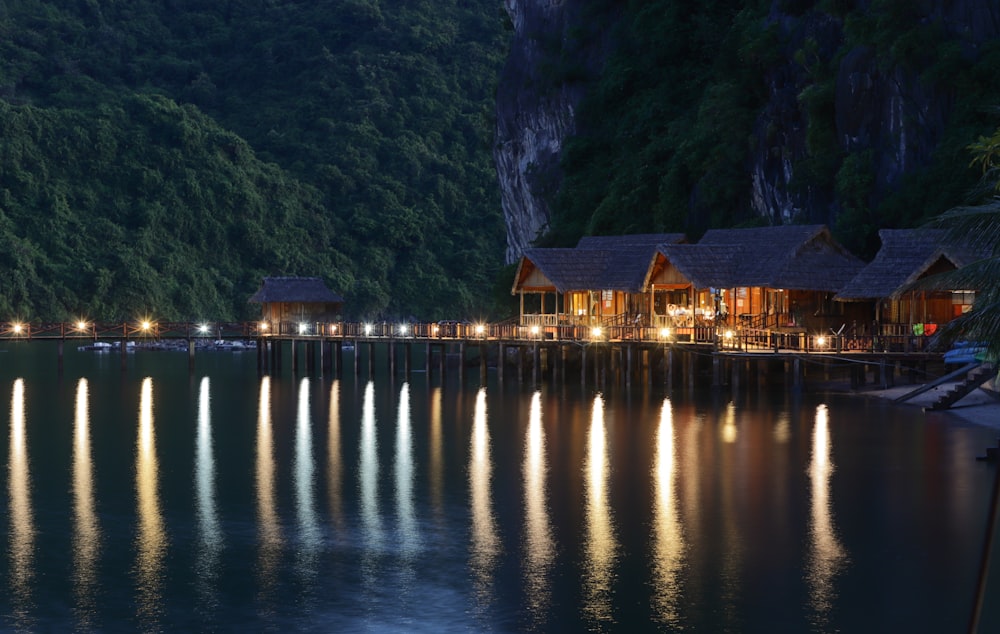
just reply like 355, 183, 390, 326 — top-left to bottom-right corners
916, 131, 1000, 359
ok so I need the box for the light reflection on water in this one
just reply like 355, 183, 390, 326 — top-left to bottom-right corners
135, 377, 166, 629
8, 378, 35, 630
295, 377, 321, 598
469, 387, 500, 612
195, 376, 222, 615
327, 381, 344, 532
0, 351, 998, 633
583, 393, 618, 624
651, 398, 685, 627
255, 376, 282, 613
808, 403, 848, 624
522, 391, 554, 627
73, 378, 100, 628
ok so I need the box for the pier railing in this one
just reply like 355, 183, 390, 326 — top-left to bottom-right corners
0, 320, 941, 355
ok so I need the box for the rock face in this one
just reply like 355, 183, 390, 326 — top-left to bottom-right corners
495, 0, 1000, 256
493, 0, 616, 263
748, 0, 1000, 226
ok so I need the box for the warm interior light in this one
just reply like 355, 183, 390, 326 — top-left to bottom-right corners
433, 325, 439, 334
724, 330, 734, 340
331, 325, 338, 333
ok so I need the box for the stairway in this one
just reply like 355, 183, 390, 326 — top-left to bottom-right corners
925, 364, 996, 411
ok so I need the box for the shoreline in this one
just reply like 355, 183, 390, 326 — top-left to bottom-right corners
847, 380, 1000, 432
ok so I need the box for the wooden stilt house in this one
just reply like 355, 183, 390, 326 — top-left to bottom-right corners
834, 228, 991, 336
511, 234, 686, 333
657, 225, 865, 333
249, 276, 344, 334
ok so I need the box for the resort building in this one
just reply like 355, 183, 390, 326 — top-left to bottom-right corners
835, 228, 992, 336
249, 276, 344, 334
673, 224, 866, 333
511, 234, 686, 331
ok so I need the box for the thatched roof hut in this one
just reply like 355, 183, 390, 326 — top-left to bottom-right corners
513, 233, 687, 294
696, 225, 864, 291
835, 228, 989, 300
249, 276, 344, 323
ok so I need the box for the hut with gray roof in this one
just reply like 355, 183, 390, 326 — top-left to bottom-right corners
653, 225, 865, 332
249, 276, 344, 332
511, 233, 686, 329
835, 228, 991, 335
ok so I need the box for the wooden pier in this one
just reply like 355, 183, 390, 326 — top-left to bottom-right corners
0, 319, 949, 390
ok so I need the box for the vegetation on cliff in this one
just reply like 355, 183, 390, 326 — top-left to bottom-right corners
545, 1, 1000, 259
0, 0, 507, 321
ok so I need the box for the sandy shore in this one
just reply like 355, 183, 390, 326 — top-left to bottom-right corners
858, 380, 1000, 431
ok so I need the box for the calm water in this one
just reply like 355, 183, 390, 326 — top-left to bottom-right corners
0, 342, 999, 633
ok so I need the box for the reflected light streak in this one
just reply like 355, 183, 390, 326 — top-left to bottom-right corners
396, 383, 418, 557
469, 388, 500, 607
522, 391, 554, 624
652, 398, 685, 627
73, 379, 101, 626
583, 394, 617, 624
359, 381, 382, 546
808, 404, 847, 623
721, 402, 738, 444
429, 387, 443, 521
195, 377, 222, 590
135, 377, 167, 627
327, 381, 344, 530
256, 376, 282, 605
9, 378, 35, 628
295, 378, 321, 560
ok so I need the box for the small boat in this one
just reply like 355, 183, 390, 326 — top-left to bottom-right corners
943, 341, 987, 365
78, 342, 113, 352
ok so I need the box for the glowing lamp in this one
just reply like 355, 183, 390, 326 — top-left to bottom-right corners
364, 324, 373, 336
591, 327, 602, 338
198, 323, 210, 334
259, 321, 269, 331
12, 323, 23, 334
660, 327, 671, 339
475, 324, 485, 336
817, 336, 827, 347
530, 325, 540, 336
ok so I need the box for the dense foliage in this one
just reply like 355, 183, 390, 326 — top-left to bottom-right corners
545, 0, 1000, 258
0, 0, 507, 321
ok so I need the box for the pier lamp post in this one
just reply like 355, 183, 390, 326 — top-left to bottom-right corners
298, 322, 309, 335
259, 321, 270, 335
197, 323, 211, 336
475, 324, 486, 339
364, 323, 373, 337
530, 325, 540, 340
591, 326, 602, 340
399, 323, 409, 337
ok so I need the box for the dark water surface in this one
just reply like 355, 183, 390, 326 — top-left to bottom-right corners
1, 343, 999, 632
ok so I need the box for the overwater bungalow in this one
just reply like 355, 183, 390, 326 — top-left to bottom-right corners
834, 228, 990, 336
249, 276, 344, 334
511, 234, 686, 333
667, 224, 866, 334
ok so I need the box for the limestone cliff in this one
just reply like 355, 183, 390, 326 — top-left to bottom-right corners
495, 0, 1000, 259
493, 0, 617, 263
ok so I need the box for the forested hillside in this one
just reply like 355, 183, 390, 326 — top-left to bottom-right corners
515, 0, 1000, 259
0, 0, 508, 321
